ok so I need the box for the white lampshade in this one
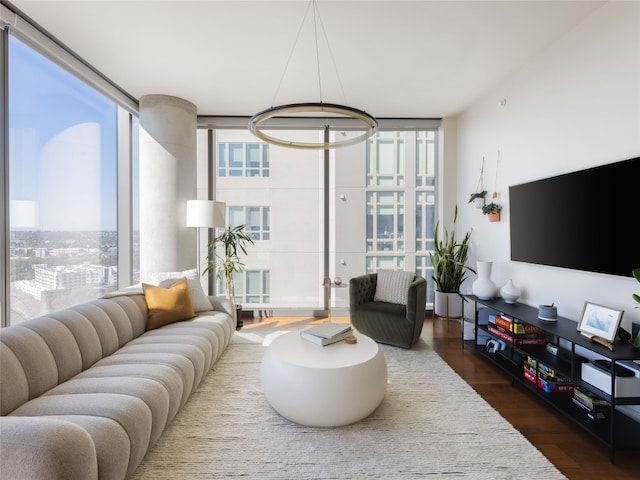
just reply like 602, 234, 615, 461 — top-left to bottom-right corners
186, 200, 226, 228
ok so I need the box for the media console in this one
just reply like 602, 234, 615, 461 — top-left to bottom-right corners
463, 295, 640, 463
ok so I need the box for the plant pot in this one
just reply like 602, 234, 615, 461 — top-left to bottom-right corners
434, 291, 463, 319
488, 212, 500, 222
472, 197, 484, 208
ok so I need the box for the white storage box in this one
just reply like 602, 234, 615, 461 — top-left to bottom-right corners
581, 361, 640, 398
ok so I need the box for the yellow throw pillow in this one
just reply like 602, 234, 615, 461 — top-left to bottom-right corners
143, 277, 196, 331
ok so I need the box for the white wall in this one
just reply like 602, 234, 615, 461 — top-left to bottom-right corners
455, 1, 640, 330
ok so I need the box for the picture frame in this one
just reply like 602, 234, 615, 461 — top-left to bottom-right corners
577, 301, 624, 343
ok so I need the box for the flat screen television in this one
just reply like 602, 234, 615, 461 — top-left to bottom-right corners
509, 156, 640, 278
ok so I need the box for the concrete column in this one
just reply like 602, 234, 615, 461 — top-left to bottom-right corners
139, 95, 197, 281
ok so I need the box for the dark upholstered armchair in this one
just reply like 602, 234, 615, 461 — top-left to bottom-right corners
349, 273, 427, 349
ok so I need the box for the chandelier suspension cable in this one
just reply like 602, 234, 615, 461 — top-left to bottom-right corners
314, 1, 349, 105
270, 1, 313, 107
249, 0, 378, 149
312, 1, 323, 102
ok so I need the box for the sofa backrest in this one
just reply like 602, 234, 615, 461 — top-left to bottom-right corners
0, 294, 148, 416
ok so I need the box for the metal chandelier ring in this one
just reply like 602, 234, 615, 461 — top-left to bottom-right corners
248, 102, 378, 150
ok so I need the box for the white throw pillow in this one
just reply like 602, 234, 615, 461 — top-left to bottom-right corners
148, 268, 198, 284
156, 274, 213, 313
373, 269, 414, 305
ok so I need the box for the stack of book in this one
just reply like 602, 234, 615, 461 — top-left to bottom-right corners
301, 322, 353, 346
572, 386, 610, 422
488, 314, 547, 346
523, 356, 577, 393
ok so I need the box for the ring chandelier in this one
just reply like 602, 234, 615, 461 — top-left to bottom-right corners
248, 0, 378, 150
248, 102, 378, 150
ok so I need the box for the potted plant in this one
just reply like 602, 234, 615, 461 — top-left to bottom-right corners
468, 190, 487, 208
468, 157, 486, 208
204, 224, 254, 328
429, 205, 475, 319
482, 201, 502, 222
629, 268, 640, 348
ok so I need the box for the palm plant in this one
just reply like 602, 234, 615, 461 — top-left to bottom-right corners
429, 206, 475, 294
203, 224, 254, 308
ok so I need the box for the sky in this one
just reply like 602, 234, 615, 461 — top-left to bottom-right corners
9, 36, 119, 231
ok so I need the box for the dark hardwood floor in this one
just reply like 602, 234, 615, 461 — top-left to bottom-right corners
428, 316, 640, 480
241, 315, 640, 479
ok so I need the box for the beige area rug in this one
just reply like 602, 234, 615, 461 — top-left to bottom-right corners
131, 328, 567, 480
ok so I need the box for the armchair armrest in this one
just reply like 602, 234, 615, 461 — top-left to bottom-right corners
406, 276, 427, 322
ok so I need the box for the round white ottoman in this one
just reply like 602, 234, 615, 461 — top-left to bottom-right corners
260, 330, 387, 427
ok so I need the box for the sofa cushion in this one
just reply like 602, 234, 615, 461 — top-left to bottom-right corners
159, 277, 212, 313
94, 352, 195, 406
143, 278, 196, 330
10, 392, 152, 479
75, 363, 184, 423
130, 333, 215, 376
44, 376, 170, 449
0, 417, 99, 480
116, 343, 206, 391
0, 326, 59, 412
148, 268, 197, 285
373, 269, 414, 305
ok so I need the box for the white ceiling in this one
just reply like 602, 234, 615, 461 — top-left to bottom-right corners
9, 0, 605, 118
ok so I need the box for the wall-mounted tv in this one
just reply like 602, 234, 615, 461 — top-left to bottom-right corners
509, 156, 640, 278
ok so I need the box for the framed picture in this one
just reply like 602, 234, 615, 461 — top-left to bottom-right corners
577, 301, 624, 343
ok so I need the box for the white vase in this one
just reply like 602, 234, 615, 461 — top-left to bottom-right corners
472, 261, 497, 300
500, 279, 521, 304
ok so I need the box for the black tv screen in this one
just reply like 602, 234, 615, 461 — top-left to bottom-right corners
509, 156, 640, 278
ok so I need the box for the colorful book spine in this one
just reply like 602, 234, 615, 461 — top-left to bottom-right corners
523, 364, 576, 393
494, 315, 543, 335
538, 377, 576, 393
526, 356, 565, 379
573, 386, 610, 410
488, 325, 547, 346
523, 365, 537, 385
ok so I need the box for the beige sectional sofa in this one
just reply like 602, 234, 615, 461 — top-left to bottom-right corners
0, 287, 236, 480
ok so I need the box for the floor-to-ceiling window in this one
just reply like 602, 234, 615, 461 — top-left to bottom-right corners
211, 128, 324, 313
200, 123, 439, 315
2, 25, 138, 326
7, 36, 118, 323
364, 130, 437, 301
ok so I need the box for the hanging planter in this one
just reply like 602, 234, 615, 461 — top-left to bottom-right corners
468, 157, 486, 208
487, 210, 501, 222
482, 193, 502, 222
482, 152, 502, 222
469, 191, 487, 208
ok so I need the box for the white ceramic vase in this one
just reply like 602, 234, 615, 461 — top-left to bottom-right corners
472, 261, 497, 300
500, 279, 521, 304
